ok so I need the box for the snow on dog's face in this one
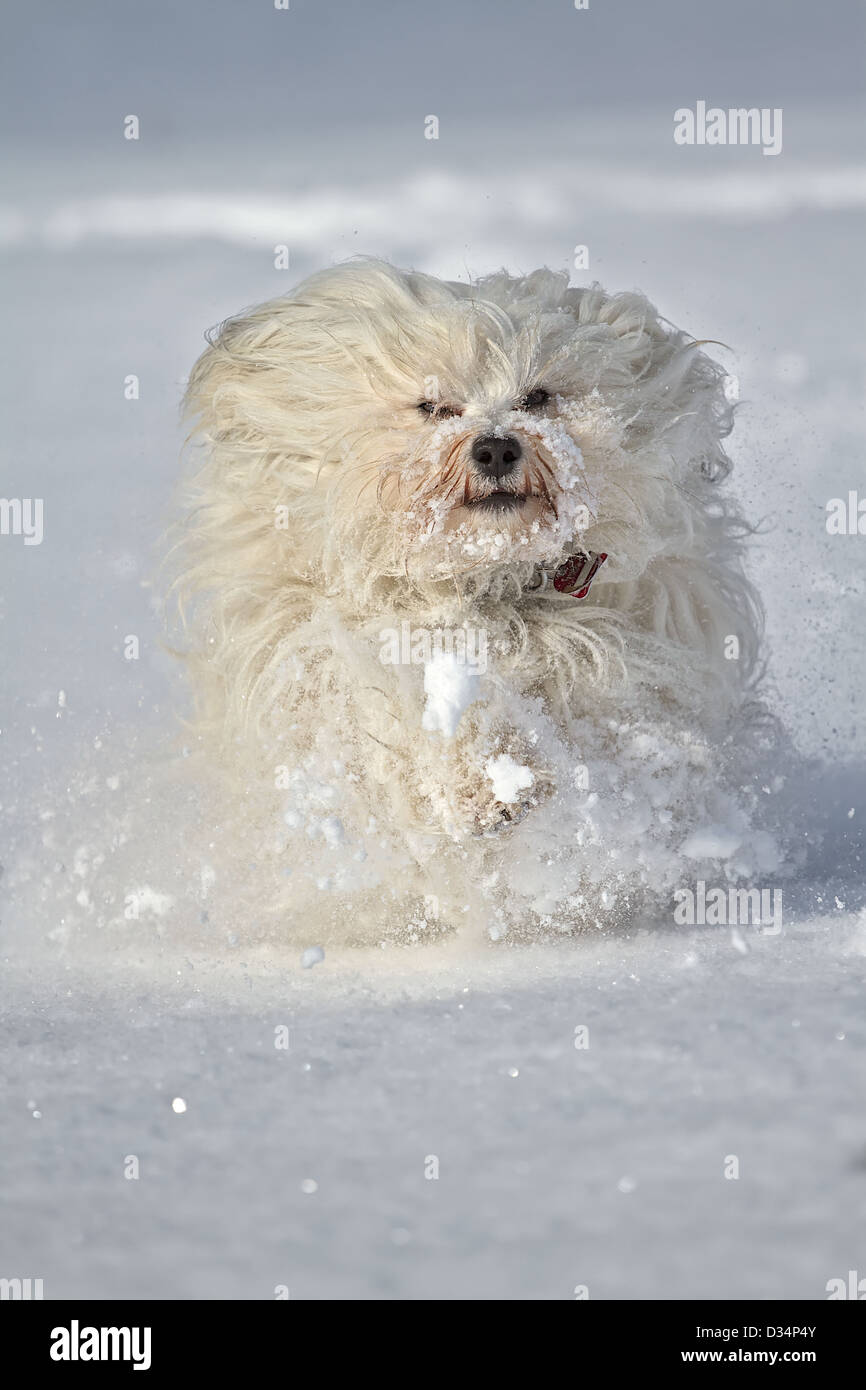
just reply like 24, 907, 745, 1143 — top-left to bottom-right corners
184, 259, 733, 600
334, 279, 605, 575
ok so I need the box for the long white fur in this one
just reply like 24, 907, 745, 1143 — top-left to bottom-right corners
169, 259, 768, 939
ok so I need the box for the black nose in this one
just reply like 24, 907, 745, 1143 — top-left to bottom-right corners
470, 434, 522, 480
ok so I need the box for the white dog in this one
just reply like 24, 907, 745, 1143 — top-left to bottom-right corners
173, 260, 778, 942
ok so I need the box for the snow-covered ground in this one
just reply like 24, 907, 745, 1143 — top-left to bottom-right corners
2, 917, 865, 1301
2, 101, 865, 1297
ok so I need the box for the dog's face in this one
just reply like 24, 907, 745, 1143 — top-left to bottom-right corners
372, 359, 599, 570
401, 389, 567, 532
321, 269, 621, 578
186, 260, 731, 595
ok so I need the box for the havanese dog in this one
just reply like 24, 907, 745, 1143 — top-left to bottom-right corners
172, 259, 781, 944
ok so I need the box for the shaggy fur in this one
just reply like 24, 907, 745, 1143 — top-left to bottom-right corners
170, 259, 772, 941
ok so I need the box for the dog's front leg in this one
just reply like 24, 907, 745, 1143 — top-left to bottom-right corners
418, 711, 553, 840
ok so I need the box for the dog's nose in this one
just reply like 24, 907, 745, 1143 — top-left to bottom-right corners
470, 434, 522, 480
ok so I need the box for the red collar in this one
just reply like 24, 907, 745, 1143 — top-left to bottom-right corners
553, 551, 608, 599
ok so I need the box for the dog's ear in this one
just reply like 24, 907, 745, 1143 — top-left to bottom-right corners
172, 302, 314, 731
563, 285, 671, 361
184, 306, 290, 449
562, 284, 734, 482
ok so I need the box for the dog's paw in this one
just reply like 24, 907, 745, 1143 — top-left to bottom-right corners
470, 792, 537, 838
448, 755, 553, 840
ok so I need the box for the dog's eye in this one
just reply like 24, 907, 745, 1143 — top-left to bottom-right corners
417, 401, 462, 419
518, 387, 550, 411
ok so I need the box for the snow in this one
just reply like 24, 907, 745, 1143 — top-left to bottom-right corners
421, 650, 480, 737
485, 754, 535, 804
681, 826, 744, 861
1, 916, 864, 1298
301, 946, 326, 970
123, 886, 176, 920
2, 162, 863, 256
2, 93, 865, 1298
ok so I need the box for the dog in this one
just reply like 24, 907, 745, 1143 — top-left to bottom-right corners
173, 259, 779, 942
